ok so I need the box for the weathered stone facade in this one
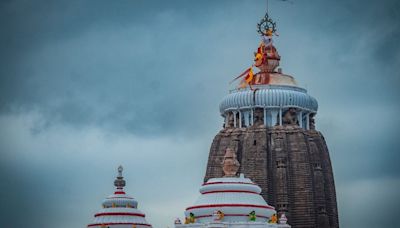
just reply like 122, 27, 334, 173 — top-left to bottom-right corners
204, 116, 339, 228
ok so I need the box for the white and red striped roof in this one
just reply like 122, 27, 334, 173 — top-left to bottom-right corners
184, 174, 276, 223
88, 166, 152, 228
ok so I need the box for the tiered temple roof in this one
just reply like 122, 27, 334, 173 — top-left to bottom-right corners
175, 148, 290, 228
87, 166, 152, 228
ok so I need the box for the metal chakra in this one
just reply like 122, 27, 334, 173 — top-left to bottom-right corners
257, 13, 277, 36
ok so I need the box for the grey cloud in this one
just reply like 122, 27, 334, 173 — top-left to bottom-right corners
0, 0, 399, 227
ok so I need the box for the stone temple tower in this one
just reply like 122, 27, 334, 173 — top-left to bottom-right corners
204, 14, 339, 228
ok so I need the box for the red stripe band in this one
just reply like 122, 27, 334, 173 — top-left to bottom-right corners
114, 191, 126, 194
95, 212, 145, 217
202, 190, 259, 195
202, 182, 256, 186
186, 204, 275, 210
88, 222, 151, 227
195, 214, 268, 219
107, 196, 134, 199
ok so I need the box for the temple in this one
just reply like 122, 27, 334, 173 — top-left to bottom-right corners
87, 166, 152, 228
175, 148, 291, 228
204, 13, 339, 228
86, 11, 339, 228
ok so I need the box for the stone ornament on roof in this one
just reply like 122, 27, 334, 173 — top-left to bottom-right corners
279, 213, 288, 224
221, 148, 240, 177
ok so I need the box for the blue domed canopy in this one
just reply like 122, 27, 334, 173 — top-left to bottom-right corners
219, 85, 318, 115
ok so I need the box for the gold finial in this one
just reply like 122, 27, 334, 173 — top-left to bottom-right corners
222, 148, 240, 177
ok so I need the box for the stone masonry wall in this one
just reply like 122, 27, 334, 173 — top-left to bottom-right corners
204, 125, 339, 228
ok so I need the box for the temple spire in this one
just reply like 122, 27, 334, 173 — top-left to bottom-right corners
114, 165, 126, 189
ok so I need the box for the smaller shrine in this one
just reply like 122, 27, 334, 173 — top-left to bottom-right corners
175, 149, 291, 228
87, 166, 152, 228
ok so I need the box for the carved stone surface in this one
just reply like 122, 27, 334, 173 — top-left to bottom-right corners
204, 125, 339, 228
221, 148, 240, 177
282, 108, 298, 125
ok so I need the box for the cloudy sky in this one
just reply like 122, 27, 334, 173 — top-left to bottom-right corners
0, 0, 399, 227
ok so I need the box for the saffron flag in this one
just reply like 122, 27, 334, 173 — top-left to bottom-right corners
230, 67, 252, 84
254, 42, 264, 66
245, 68, 254, 83
239, 68, 254, 89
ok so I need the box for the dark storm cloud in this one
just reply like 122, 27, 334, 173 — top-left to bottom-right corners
0, 0, 399, 227
0, 0, 231, 136
2, 0, 398, 136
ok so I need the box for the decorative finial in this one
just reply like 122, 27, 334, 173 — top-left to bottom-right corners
229, 12, 281, 88
254, 12, 281, 73
257, 13, 277, 37
118, 165, 123, 177
221, 148, 240, 177
114, 165, 126, 188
